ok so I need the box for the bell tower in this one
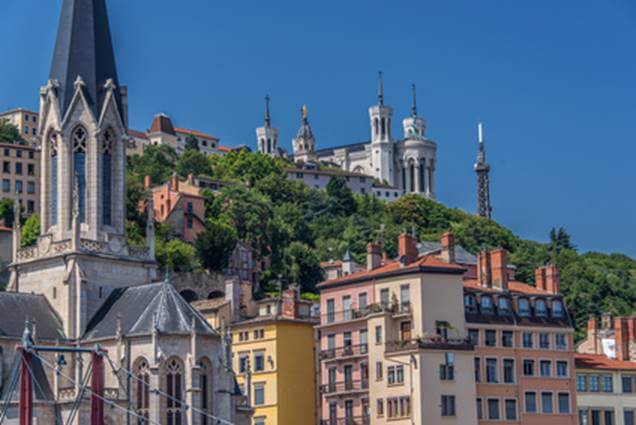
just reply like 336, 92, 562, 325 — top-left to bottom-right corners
369, 72, 394, 186
256, 95, 280, 157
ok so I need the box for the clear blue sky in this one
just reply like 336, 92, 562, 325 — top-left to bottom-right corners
2, 0, 635, 257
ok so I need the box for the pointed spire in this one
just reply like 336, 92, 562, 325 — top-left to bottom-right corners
411, 84, 418, 117
264, 95, 271, 128
301, 104, 309, 125
378, 71, 385, 106
475, 122, 492, 219
49, 0, 122, 120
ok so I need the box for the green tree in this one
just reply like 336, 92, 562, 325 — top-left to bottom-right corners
127, 144, 178, 185
282, 241, 323, 293
209, 149, 287, 187
184, 135, 200, 152
0, 120, 23, 144
21, 214, 40, 247
549, 227, 576, 255
196, 219, 238, 271
0, 198, 14, 227
326, 176, 356, 216
156, 239, 199, 272
176, 149, 213, 179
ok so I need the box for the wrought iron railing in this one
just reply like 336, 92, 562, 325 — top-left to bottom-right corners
319, 344, 368, 360
320, 380, 369, 395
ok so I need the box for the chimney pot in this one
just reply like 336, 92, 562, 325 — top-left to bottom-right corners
489, 248, 509, 291
535, 267, 547, 291
615, 317, 630, 361
171, 174, 179, 191
440, 231, 455, 263
545, 264, 560, 294
144, 175, 152, 189
366, 242, 382, 271
398, 233, 418, 264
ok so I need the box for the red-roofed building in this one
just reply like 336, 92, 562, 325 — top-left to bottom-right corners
575, 314, 636, 424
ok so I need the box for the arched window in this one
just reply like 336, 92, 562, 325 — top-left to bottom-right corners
518, 298, 531, 317
166, 358, 184, 425
480, 296, 493, 314
535, 299, 547, 317
381, 118, 386, 138
102, 130, 113, 226
408, 161, 415, 192
267, 138, 272, 153
418, 162, 425, 193
49, 132, 58, 226
72, 127, 87, 222
134, 358, 150, 424
552, 300, 564, 318
199, 358, 213, 425
498, 297, 511, 315
374, 118, 379, 136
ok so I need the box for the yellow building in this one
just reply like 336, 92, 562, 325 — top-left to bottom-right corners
0, 108, 39, 142
197, 285, 318, 425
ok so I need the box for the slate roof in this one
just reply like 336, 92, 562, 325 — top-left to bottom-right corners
49, 0, 122, 121
0, 292, 66, 341
83, 282, 216, 340
418, 241, 478, 265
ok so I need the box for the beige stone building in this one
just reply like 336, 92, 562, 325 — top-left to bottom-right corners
0, 108, 40, 142
0, 142, 40, 217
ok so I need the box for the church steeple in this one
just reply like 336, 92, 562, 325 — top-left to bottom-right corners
256, 95, 279, 157
49, 0, 123, 121
475, 122, 492, 219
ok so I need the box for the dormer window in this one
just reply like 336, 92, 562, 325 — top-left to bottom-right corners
552, 300, 564, 318
518, 298, 531, 317
480, 296, 493, 314
498, 297, 511, 315
535, 299, 548, 317
464, 294, 477, 313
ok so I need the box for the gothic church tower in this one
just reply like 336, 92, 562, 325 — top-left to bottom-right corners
256, 95, 280, 157
369, 72, 395, 186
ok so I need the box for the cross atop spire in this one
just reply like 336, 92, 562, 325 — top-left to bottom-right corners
49, 0, 122, 120
378, 71, 385, 106
411, 84, 418, 117
264, 95, 271, 128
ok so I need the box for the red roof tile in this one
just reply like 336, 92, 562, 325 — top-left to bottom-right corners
149, 114, 176, 135
127, 129, 148, 139
175, 127, 219, 141
217, 146, 231, 153
462, 278, 551, 296
575, 354, 636, 371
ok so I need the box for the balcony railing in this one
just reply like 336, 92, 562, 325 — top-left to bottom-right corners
319, 344, 368, 360
320, 380, 369, 395
320, 417, 370, 425
322, 302, 412, 325
385, 336, 474, 353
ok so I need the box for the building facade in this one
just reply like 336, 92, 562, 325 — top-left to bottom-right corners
0, 142, 40, 216
575, 314, 636, 425
290, 78, 437, 199
0, 108, 40, 142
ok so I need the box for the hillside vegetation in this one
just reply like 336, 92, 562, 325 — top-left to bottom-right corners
126, 146, 636, 339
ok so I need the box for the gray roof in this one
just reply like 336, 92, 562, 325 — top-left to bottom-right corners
342, 249, 353, 262
0, 292, 66, 340
316, 141, 369, 157
418, 241, 478, 265
50, 0, 122, 121
1, 354, 56, 403
83, 282, 216, 340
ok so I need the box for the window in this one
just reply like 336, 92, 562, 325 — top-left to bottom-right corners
523, 332, 533, 348
536, 299, 547, 317
2, 161, 9, 173
498, 297, 511, 315
589, 375, 600, 392
253, 418, 265, 425
556, 360, 568, 377
605, 410, 615, 425
101, 130, 113, 226
539, 333, 550, 349
199, 360, 212, 425
436, 321, 449, 340
15, 162, 22, 175
464, 294, 477, 312
377, 399, 384, 417
523, 359, 535, 376
186, 203, 193, 229
387, 397, 410, 418
380, 288, 389, 307
552, 300, 564, 318
73, 127, 87, 222
474, 357, 481, 382
487, 399, 500, 420
468, 329, 479, 345
326, 299, 335, 323
486, 358, 498, 383
376, 362, 383, 381
342, 295, 352, 320
518, 298, 531, 317
525, 392, 537, 413
27, 164, 34, 176
15, 180, 22, 193
375, 325, 382, 344
440, 353, 455, 381
343, 331, 352, 349
387, 366, 404, 385
166, 358, 184, 425
400, 285, 410, 308
541, 392, 553, 414
27, 181, 35, 194
556, 334, 567, 350
503, 359, 515, 383
505, 399, 517, 420
485, 330, 497, 347
3, 149, 9, 157
29, 151, 34, 159
134, 359, 150, 423
254, 351, 265, 372
476, 398, 483, 420
540, 360, 552, 377
238, 353, 249, 374
327, 334, 336, 351
623, 375, 635, 393
253, 383, 265, 406
502, 331, 513, 347
602, 375, 613, 393
2, 179, 9, 193
625, 410, 634, 425
360, 329, 368, 353
557, 393, 570, 414
577, 374, 587, 392
27, 201, 34, 214
358, 292, 368, 310
481, 296, 493, 313
441, 395, 455, 417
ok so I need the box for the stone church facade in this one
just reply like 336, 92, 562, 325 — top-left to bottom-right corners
0, 0, 250, 424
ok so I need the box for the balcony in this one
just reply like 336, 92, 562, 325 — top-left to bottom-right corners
319, 344, 368, 360
321, 302, 412, 325
320, 417, 370, 425
385, 336, 474, 353
320, 380, 369, 395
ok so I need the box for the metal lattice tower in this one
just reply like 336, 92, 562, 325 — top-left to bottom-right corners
474, 122, 492, 219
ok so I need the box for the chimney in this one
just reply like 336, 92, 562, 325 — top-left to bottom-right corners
144, 175, 152, 189
535, 267, 547, 291
171, 173, 179, 191
587, 315, 599, 354
366, 242, 382, 271
615, 317, 630, 361
477, 251, 492, 287
545, 264, 560, 294
439, 231, 455, 263
398, 233, 418, 264
281, 285, 300, 319
490, 248, 509, 291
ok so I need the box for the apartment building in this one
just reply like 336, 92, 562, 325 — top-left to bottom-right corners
0, 108, 39, 141
0, 142, 40, 217
317, 232, 578, 425
317, 234, 478, 425
575, 314, 636, 425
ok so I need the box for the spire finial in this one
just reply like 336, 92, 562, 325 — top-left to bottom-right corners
378, 71, 384, 106
411, 84, 417, 117
265, 95, 271, 128
301, 104, 309, 124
